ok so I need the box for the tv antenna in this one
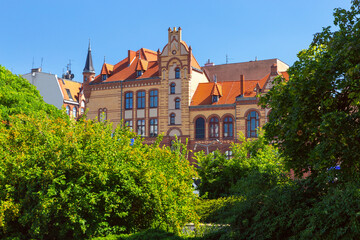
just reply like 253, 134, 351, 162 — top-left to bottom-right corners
226, 54, 233, 64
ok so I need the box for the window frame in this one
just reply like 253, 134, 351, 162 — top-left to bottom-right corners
195, 117, 205, 139
137, 119, 145, 136
170, 113, 176, 125
125, 120, 133, 130
125, 92, 133, 110
149, 118, 158, 137
246, 110, 260, 138
175, 98, 181, 109
149, 90, 158, 108
137, 91, 146, 109
175, 67, 180, 79
72, 106, 77, 118
223, 116, 234, 138
170, 82, 176, 94
209, 117, 219, 138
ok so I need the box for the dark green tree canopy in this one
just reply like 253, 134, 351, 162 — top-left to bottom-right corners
260, 0, 360, 181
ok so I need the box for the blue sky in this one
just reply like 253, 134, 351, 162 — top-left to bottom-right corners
0, 0, 351, 82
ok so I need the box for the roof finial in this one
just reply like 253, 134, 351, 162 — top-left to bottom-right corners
88, 38, 91, 51
104, 56, 106, 64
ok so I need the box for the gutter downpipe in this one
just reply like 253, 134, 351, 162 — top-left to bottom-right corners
120, 81, 123, 121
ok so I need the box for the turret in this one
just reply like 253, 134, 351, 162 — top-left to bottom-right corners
83, 40, 95, 100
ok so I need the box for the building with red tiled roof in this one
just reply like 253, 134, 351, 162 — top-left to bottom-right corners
83, 27, 288, 163
23, 68, 86, 119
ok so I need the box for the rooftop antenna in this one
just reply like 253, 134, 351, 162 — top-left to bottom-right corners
32, 57, 35, 69
40, 57, 43, 69
226, 54, 233, 64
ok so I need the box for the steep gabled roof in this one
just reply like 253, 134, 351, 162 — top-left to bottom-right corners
93, 48, 159, 83
58, 78, 82, 102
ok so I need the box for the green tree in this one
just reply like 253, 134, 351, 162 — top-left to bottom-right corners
260, 0, 360, 182
195, 132, 287, 199
0, 67, 198, 239
0, 66, 63, 121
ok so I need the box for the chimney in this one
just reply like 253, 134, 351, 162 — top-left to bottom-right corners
240, 74, 245, 96
271, 63, 278, 76
31, 68, 42, 73
204, 59, 215, 67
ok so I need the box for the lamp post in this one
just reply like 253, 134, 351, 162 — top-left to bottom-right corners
194, 139, 222, 155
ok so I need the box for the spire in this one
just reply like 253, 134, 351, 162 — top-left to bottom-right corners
83, 40, 95, 73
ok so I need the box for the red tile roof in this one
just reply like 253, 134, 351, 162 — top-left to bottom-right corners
280, 71, 289, 80
94, 48, 160, 83
191, 73, 274, 106
58, 78, 82, 102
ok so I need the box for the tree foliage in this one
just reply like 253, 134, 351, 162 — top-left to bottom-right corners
0, 66, 63, 121
260, 1, 360, 181
0, 67, 198, 239
195, 132, 287, 199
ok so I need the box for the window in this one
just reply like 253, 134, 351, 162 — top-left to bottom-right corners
137, 91, 145, 109
137, 70, 142, 77
223, 116, 233, 138
170, 113, 175, 125
81, 108, 84, 114
137, 119, 145, 136
149, 90, 158, 108
102, 74, 107, 81
66, 89, 73, 101
225, 150, 233, 160
247, 111, 259, 138
149, 119, 158, 137
170, 83, 176, 94
195, 117, 205, 139
99, 108, 107, 122
66, 105, 70, 116
84, 76, 88, 82
175, 98, 180, 109
125, 92, 133, 110
73, 107, 77, 118
125, 120, 133, 130
209, 117, 219, 138
212, 95, 219, 103
175, 67, 180, 79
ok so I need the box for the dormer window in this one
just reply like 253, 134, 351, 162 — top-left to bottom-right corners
212, 95, 219, 103
137, 70, 143, 77
102, 74, 107, 81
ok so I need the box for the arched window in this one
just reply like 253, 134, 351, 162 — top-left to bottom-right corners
223, 116, 233, 138
195, 117, 205, 139
73, 107, 77, 118
247, 111, 259, 138
170, 113, 175, 125
125, 92, 133, 110
99, 108, 107, 122
175, 98, 180, 109
209, 117, 219, 138
137, 91, 145, 109
170, 83, 176, 94
149, 90, 158, 108
66, 105, 70, 116
175, 67, 180, 79
80, 101, 85, 115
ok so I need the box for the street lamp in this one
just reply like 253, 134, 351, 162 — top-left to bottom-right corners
194, 139, 222, 155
